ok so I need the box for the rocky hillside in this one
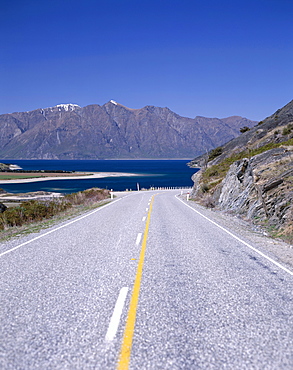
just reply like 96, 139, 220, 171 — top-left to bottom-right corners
0, 101, 256, 159
189, 99, 293, 243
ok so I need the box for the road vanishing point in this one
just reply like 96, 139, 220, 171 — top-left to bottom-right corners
0, 190, 292, 369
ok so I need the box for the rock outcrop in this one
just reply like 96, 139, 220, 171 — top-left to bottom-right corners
0, 203, 7, 213
218, 158, 255, 214
190, 99, 293, 243
218, 149, 293, 226
0, 163, 11, 171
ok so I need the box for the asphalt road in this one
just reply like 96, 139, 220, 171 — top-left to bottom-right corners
0, 191, 292, 369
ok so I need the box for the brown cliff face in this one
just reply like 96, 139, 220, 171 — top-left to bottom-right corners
0, 101, 256, 159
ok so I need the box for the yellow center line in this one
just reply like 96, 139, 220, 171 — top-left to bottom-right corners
117, 195, 155, 370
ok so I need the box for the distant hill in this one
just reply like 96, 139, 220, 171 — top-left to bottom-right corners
189, 99, 293, 244
0, 101, 256, 159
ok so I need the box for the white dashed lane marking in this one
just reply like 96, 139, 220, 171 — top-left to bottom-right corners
105, 287, 129, 342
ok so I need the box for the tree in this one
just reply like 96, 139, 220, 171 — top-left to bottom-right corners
240, 126, 250, 133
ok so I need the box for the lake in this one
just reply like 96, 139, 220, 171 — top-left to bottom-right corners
0, 160, 198, 194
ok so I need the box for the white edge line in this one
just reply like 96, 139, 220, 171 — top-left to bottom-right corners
105, 287, 129, 342
0, 198, 122, 258
175, 195, 293, 276
136, 233, 142, 246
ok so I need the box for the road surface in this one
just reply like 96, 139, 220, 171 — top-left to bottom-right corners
0, 191, 292, 369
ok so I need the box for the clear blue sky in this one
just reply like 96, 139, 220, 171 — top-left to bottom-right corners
1, 0, 292, 120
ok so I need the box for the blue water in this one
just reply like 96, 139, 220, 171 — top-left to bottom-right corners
0, 160, 198, 194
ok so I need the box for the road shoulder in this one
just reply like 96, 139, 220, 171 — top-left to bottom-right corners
178, 194, 293, 271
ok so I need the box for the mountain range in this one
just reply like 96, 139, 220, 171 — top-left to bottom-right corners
0, 101, 256, 159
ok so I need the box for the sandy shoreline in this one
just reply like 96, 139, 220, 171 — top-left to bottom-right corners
0, 172, 138, 184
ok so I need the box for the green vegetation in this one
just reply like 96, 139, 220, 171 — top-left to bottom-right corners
208, 146, 223, 161
0, 188, 109, 231
240, 126, 251, 133
0, 174, 46, 180
0, 200, 69, 228
201, 137, 293, 191
0, 172, 92, 181
282, 123, 293, 136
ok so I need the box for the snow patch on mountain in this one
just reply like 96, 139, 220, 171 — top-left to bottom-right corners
55, 104, 80, 111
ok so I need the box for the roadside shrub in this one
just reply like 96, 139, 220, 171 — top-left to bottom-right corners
0, 188, 109, 230
21, 201, 49, 221
0, 208, 24, 227
0, 199, 71, 228
65, 188, 110, 205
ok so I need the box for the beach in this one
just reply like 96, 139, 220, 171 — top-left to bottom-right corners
0, 172, 138, 184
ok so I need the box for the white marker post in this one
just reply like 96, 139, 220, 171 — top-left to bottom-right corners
110, 189, 114, 199
187, 192, 190, 201
137, 183, 140, 191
